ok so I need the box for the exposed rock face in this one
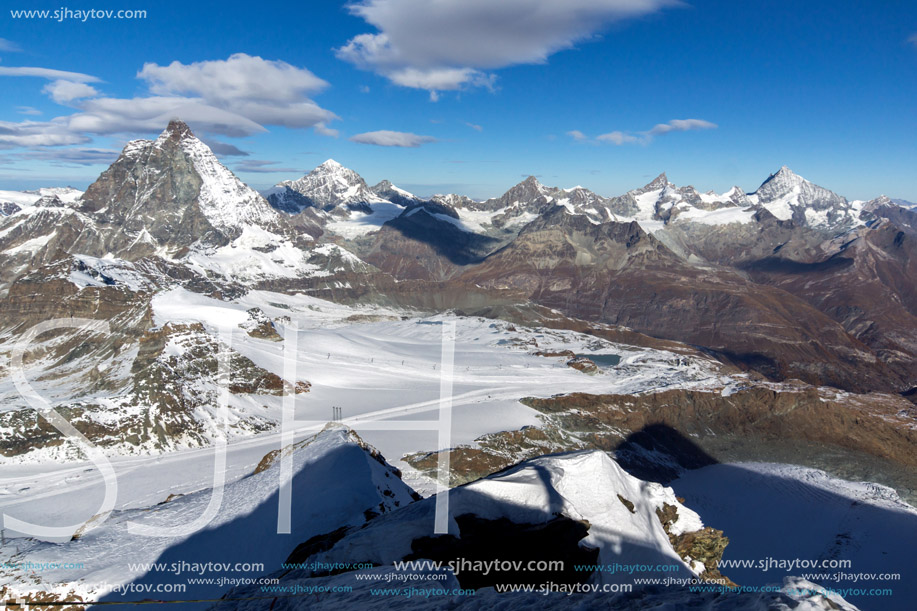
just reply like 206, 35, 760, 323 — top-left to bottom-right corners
78, 120, 288, 259
656, 502, 734, 586
405, 384, 917, 493
0, 316, 309, 460
357, 207, 503, 281
458, 206, 896, 392
0, 201, 22, 216
741, 220, 917, 387
566, 356, 598, 374
240, 307, 283, 341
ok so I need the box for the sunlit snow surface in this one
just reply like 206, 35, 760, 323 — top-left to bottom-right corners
0, 290, 902, 609
0, 287, 726, 512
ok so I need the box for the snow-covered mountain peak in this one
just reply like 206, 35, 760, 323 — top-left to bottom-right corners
640, 172, 670, 192
154, 119, 195, 145
370, 179, 422, 206
520, 175, 543, 189
305, 159, 364, 184
317, 158, 344, 171
759, 165, 807, 191
176, 132, 280, 233
497, 175, 548, 204
749, 166, 854, 227
73, 118, 284, 258
266, 159, 385, 215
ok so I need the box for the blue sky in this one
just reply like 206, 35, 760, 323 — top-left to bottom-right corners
1, 0, 915, 200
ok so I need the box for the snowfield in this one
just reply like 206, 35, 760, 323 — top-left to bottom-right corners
673, 462, 917, 611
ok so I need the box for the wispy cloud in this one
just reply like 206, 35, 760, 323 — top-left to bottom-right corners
20, 147, 119, 166
648, 118, 717, 135
566, 130, 588, 141
350, 130, 437, 147
199, 138, 250, 157
0, 66, 99, 82
0, 119, 90, 148
234, 159, 299, 173
16, 106, 42, 116
596, 130, 640, 145
0, 38, 22, 52
568, 118, 717, 145
337, 0, 678, 99
465, 122, 483, 132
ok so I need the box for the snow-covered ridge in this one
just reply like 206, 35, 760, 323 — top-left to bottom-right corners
0, 426, 416, 603
259, 449, 707, 586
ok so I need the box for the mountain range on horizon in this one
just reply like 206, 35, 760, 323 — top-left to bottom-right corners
2, 119, 916, 397
1, 119, 916, 611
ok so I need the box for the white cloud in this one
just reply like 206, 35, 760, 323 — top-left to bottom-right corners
42, 80, 100, 104
350, 130, 437, 147
337, 0, 677, 97
313, 123, 340, 137
66, 96, 268, 137
21, 147, 119, 166
137, 54, 337, 130
597, 130, 639, 145
648, 118, 717, 135
0, 119, 90, 148
0, 66, 99, 82
234, 159, 300, 173
199, 138, 250, 157
139, 54, 327, 103
0, 53, 341, 152
466, 122, 483, 132
0, 38, 22, 52
566, 130, 588, 141
16, 106, 42, 116
569, 118, 717, 145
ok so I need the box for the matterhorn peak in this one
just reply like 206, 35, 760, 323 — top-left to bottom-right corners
79, 119, 279, 247
156, 119, 196, 144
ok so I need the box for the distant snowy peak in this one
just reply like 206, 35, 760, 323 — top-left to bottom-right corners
748, 166, 858, 229
637, 172, 672, 194
268, 159, 385, 214
430, 193, 477, 209
370, 180, 423, 207
475, 175, 553, 216
0, 187, 84, 213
